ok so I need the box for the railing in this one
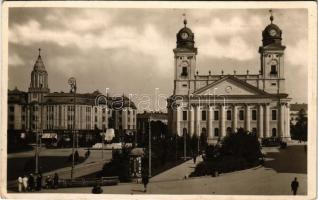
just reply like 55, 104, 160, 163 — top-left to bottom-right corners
58, 176, 119, 188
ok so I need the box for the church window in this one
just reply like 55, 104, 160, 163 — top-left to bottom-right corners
214, 128, 219, 137
181, 67, 188, 76
272, 128, 277, 137
182, 111, 187, 121
252, 110, 257, 120
201, 110, 207, 121
239, 110, 244, 120
214, 111, 219, 120
226, 110, 232, 120
33, 93, 37, 98
270, 65, 277, 75
272, 110, 277, 120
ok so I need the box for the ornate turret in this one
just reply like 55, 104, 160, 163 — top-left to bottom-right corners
176, 14, 196, 50
261, 10, 283, 47
28, 48, 49, 103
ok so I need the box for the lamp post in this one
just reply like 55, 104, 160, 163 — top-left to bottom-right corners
34, 102, 39, 174
148, 117, 152, 177
68, 77, 77, 180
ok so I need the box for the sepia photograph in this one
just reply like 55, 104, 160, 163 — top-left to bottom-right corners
1, 1, 317, 199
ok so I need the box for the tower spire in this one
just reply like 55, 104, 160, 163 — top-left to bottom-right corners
269, 9, 274, 24
38, 48, 41, 56
182, 13, 187, 27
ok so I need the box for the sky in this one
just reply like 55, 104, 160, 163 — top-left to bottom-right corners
8, 8, 308, 111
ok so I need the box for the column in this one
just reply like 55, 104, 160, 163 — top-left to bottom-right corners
279, 103, 285, 138
232, 105, 237, 132
208, 106, 213, 139
195, 106, 201, 136
189, 106, 195, 137
258, 104, 264, 138
220, 105, 226, 137
245, 104, 250, 132
286, 104, 290, 138
176, 106, 180, 136
264, 104, 270, 138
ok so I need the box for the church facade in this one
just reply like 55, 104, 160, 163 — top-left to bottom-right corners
167, 13, 291, 143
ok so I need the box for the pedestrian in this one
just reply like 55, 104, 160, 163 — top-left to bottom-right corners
36, 173, 42, 191
53, 173, 59, 189
193, 154, 197, 164
17, 176, 23, 192
22, 175, 28, 192
91, 183, 103, 194
291, 177, 299, 195
142, 175, 149, 193
28, 174, 34, 191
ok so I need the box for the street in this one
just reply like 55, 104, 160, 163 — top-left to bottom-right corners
22, 143, 307, 195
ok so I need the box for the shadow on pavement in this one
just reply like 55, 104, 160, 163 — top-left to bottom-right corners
7, 156, 85, 181
264, 145, 307, 174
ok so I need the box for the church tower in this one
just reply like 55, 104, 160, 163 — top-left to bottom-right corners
173, 15, 197, 96
259, 10, 286, 94
28, 48, 50, 103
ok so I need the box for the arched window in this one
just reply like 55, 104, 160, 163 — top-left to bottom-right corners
181, 67, 188, 76
214, 128, 219, 137
183, 128, 187, 136
201, 127, 207, 135
272, 128, 277, 137
270, 60, 278, 75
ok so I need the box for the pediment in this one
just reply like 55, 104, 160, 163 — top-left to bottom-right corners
193, 76, 268, 96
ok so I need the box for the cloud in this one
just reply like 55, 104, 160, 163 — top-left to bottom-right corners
193, 15, 262, 61
8, 54, 24, 66
285, 39, 307, 67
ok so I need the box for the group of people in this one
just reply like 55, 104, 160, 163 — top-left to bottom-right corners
17, 173, 59, 192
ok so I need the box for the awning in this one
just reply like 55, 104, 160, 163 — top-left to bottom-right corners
42, 133, 57, 139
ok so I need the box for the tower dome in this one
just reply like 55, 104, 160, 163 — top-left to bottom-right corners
262, 10, 283, 46
176, 18, 195, 49
33, 48, 46, 71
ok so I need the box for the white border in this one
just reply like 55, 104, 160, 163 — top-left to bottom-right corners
1, 1, 317, 200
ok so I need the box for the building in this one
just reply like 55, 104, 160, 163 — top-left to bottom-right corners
137, 111, 168, 133
8, 50, 137, 146
167, 13, 292, 144
290, 103, 307, 125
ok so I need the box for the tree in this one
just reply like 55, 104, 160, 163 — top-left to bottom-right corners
291, 109, 308, 141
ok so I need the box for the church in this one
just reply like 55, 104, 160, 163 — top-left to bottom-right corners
167, 12, 291, 143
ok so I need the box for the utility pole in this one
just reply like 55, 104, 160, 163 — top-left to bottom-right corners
68, 77, 77, 180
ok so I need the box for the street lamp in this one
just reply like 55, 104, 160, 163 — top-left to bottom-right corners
148, 117, 152, 177
68, 77, 77, 180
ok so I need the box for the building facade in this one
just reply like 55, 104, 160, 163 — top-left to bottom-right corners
8, 50, 137, 145
168, 14, 292, 143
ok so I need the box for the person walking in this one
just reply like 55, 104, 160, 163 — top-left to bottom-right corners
17, 176, 23, 192
28, 174, 35, 191
53, 173, 59, 189
142, 175, 149, 193
36, 173, 42, 191
22, 175, 28, 192
193, 154, 197, 164
291, 177, 299, 195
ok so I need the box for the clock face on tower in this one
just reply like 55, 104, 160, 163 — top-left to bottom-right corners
181, 32, 189, 39
269, 29, 277, 37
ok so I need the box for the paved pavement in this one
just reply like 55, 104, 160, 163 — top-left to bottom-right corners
7, 148, 112, 190
8, 143, 307, 195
